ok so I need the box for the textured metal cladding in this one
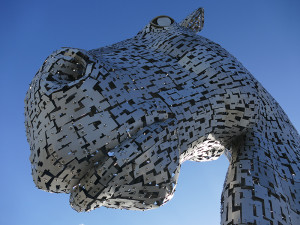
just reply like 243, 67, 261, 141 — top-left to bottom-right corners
24, 8, 299, 224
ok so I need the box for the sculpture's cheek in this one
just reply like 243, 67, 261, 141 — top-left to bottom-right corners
69, 119, 181, 212
70, 153, 180, 212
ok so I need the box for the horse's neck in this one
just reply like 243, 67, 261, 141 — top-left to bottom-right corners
221, 114, 299, 224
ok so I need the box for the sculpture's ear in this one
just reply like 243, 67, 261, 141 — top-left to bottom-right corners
179, 7, 204, 33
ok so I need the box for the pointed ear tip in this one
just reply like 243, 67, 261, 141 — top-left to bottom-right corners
196, 7, 204, 14
179, 7, 205, 33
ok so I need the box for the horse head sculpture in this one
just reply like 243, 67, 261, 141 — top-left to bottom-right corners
25, 8, 299, 224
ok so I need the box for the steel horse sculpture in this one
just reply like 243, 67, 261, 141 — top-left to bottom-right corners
25, 8, 299, 224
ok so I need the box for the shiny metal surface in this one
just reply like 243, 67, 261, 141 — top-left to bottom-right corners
25, 7, 299, 224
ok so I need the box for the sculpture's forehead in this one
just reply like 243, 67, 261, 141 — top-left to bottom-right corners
84, 51, 184, 102
89, 37, 173, 64
87, 45, 176, 83
89, 31, 203, 69
90, 45, 169, 68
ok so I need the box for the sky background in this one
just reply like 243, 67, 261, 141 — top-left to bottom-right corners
1, 0, 299, 224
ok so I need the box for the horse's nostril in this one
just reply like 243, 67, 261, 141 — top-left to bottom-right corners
46, 49, 88, 84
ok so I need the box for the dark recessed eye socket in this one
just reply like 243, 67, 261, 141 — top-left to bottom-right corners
150, 15, 174, 28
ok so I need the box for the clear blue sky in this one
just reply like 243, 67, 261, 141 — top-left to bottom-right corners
1, 1, 299, 225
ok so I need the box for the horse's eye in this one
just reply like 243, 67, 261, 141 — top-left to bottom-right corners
151, 16, 174, 27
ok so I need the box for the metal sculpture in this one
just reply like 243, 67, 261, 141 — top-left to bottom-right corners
25, 8, 299, 224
